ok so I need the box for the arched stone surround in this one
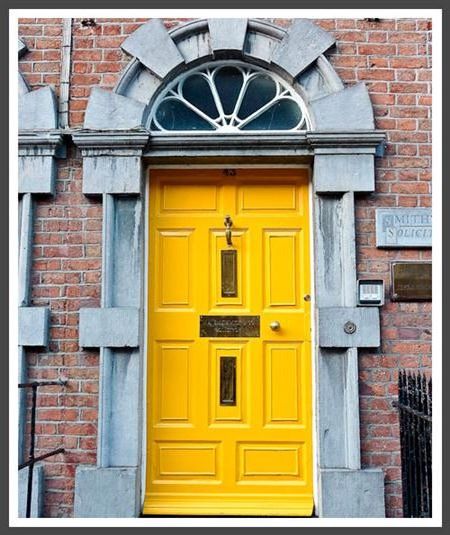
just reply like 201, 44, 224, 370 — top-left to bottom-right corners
20, 18, 387, 518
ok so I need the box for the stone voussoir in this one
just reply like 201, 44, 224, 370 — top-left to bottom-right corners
311, 82, 375, 130
84, 87, 146, 130
121, 19, 185, 79
208, 18, 248, 54
271, 19, 336, 78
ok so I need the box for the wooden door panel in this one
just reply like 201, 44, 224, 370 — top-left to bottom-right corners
145, 168, 313, 516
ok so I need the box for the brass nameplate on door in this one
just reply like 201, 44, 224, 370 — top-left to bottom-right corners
221, 250, 238, 297
220, 356, 236, 405
200, 316, 260, 337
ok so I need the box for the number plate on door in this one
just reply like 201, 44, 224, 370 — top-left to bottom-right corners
200, 315, 260, 337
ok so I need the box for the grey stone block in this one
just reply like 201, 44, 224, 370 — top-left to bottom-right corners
376, 208, 432, 248
83, 155, 142, 195
19, 72, 30, 97
208, 18, 248, 53
318, 307, 380, 348
244, 30, 278, 64
272, 19, 335, 78
314, 154, 375, 193
176, 30, 213, 65
19, 465, 44, 518
79, 307, 140, 348
320, 468, 385, 517
84, 88, 146, 130
121, 19, 185, 79
318, 347, 361, 470
98, 348, 141, 467
19, 86, 58, 130
311, 83, 374, 130
74, 466, 139, 518
18, 307, 50, 347
19, 155, 56, 194
18, 38, 27, 57
116, 63, 162, 105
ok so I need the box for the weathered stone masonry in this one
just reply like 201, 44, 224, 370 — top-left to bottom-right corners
18, 17, 432, 518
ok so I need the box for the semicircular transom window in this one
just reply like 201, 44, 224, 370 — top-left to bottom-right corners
149, 62, 310, 133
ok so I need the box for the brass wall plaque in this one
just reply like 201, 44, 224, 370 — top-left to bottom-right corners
391, 262, 432, 301
220, 356, 236, 405
221, 250, 237, 297
200, 315, 260, 337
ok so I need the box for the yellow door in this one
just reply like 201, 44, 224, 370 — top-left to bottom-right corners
144, 168, 313, 516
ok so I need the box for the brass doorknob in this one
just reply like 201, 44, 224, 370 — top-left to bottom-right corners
270, 321, 281, 331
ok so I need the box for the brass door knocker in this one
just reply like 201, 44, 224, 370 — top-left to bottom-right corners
224, 215, 233, 247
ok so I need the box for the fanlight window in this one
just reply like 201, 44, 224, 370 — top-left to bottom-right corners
149, 63, 309, 133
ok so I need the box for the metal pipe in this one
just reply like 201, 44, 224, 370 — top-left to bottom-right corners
19, 380, 67, 389
59, 18, 72, 129
25, 385, 37, 518
19, 448, 65, 471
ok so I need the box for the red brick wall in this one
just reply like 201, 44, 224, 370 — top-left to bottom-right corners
18, 17, 432, 518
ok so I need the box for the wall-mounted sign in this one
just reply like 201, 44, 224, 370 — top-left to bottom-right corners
376, 208, 432, 248
391, 262, 432, 301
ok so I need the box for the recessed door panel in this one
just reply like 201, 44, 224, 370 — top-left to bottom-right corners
161, 183, 219, 212
146, 168, 312, 516
154, 344, 191, 426
237, 442, 306, 482
264, 343, 306, 427
264, 230, 300, 308
155, 442, 220, 481
157, 230, 193, 308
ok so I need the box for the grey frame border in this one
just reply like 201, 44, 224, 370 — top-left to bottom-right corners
6, 0, 446, 532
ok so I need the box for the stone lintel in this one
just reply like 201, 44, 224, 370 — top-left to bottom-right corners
18, 307, 50, 347
74, 466, 139, 518
307, 131, 385, 150
320, 468, 385, 518
143, 130, 385, 161
79, 307, 140, 348
121, 19, 185, 79
208, 19, 248, 53
314, 153, 375, 193
73, 129, 149, 151
318, 307, 380, 348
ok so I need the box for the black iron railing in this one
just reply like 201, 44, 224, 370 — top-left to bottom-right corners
18, 380, 66, 518
395, 370, 432, 518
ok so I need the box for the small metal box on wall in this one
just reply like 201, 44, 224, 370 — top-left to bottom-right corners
357, 279, 385, 306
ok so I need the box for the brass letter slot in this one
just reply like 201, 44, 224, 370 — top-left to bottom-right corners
221, 249, 238, 297
220, 356, 236, 406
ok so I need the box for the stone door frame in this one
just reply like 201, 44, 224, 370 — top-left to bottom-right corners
19, 18, 387, 518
